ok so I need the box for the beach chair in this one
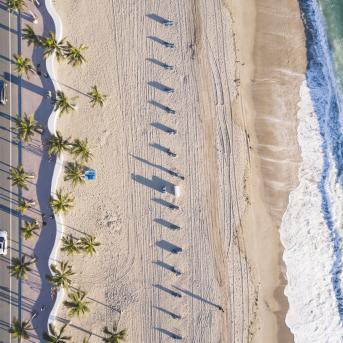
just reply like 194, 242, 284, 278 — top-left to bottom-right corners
163, 20, 174, 26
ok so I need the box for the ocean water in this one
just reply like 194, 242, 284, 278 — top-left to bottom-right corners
280, 0, 343, 342
319, 0, 343, 89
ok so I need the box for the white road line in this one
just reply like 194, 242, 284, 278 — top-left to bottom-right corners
8, 8, 12, 343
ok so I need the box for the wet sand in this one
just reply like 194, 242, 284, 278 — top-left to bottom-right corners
230, 0, 306, 341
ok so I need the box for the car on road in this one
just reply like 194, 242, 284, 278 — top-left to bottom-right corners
0, 231, 8, 255
0, 80, 8, 105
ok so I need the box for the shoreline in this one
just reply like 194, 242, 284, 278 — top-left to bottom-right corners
281, 0, 343, 341
231, 0, 307, 341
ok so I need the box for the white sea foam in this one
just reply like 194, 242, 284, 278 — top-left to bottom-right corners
281, 81, 343, 342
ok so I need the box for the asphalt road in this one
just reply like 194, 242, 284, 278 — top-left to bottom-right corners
0, 6, 20, 343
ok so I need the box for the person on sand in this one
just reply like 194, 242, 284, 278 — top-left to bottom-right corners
172, 313, 182, 319
217, 305, 224, 312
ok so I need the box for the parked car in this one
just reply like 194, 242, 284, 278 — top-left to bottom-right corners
0, 231, 8, 255
0, 80, 7, 105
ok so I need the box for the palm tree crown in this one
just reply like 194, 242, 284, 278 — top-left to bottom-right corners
64, 42, 87, 67
8, 164, 34, 190
49, 189, 74, 215
6, 0, 26, 13
79, 235, 100, 256
8, 255, 35, 280
42, 32, 66, 61
43, 323, 72, 343
13, 54, 35, 79
20, 220, 39, 240
70, 138, 92, 162
87, 85, 107, 107
54, 90, 77, 115
63, 288, 90, 317
7, 0, 37, 23
47, 131, 70, 157
14, 113, 42, 143
102, 322, 127, 343
9, 317, 32, 342
64, 162, 85, 187
82, 336, 92, 343
22, 24, 41, 47
46, 261, 75, 289
61, 234, 80, 256
17, 198, 36, 214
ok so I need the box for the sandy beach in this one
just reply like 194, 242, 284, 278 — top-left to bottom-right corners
42, 0, 307, 342
231, 0, 306, 341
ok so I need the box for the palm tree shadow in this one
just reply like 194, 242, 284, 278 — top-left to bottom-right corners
51, 78, 89, 98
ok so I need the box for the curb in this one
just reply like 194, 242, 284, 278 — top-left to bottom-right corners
45, 0, 65, 326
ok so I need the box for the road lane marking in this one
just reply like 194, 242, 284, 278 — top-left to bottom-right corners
8, 8, 12, 343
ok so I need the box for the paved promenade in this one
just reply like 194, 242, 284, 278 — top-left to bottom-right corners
0, 1, 57, 341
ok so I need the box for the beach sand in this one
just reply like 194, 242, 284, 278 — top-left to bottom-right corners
49, 0, 306, 342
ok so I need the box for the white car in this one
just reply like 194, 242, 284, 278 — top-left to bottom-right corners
0, 231, 8, 255
0, 80, 7, 105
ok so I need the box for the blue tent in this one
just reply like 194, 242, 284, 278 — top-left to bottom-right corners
84, 169, 96, 180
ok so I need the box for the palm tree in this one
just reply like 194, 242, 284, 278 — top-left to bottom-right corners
54, 90, 77, 115
82, 336, 92, 343
20, 220, 39, 240
79, 235, 100, 256
70, 138, 92, 162
64, 162, 85, 186
9, 317, 32, 342
49, 189, 74, 215
6, 0, 26, 12
47, 131, 70, 157
8, 255, 35, 280
14, 113, 43, 143
87, 85, 107, 108
63, 288, 90, 317
102, 322, 127, 343
42, 32, 66, 61
12, 54, 35, 79
22, 24, 41, 47
61, 234, 80, 256
6, 0, 38, 23
17, 198, 36, 214
46, 261, 74, 289
8, 164, 34, 190
43, 323, 72, 343
64, 42, 87, 67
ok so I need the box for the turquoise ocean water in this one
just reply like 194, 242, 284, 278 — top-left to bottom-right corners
318, 0, 343, 88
